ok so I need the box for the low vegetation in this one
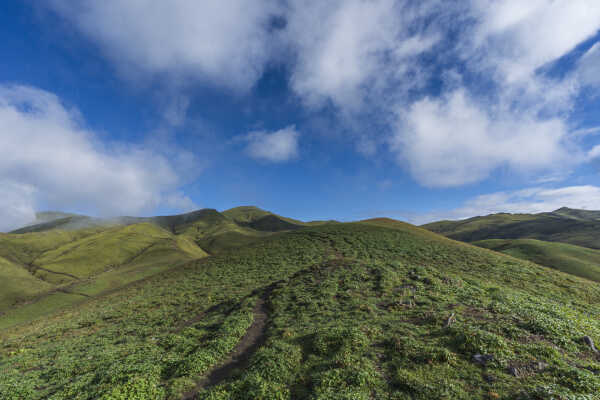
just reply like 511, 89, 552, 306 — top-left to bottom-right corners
2, 218, 600, 399
475, 238, 600, 283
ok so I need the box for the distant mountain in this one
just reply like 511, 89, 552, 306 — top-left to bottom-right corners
474, 238, 600, 282
423, 207, 600, 250
423, 207, 600, 282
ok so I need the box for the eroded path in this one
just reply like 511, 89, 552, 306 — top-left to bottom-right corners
182, 290, 271, 399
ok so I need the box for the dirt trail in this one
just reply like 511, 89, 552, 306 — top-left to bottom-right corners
182, 291, 271, 399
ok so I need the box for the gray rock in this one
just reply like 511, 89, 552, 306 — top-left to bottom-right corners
584, 335, 599, 353
472, 353, 494, 366
508, 366, 519, 377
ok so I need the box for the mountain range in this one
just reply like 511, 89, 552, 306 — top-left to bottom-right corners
1, 206, 600, 399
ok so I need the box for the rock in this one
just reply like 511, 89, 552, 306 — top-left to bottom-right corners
444, 312, 456, 328
584, 335, 599, 353
472, 353, 494, 366
533, 361, 548, 371
508, 366, 519, 377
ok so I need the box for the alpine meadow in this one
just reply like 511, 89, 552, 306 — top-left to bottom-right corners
3, 1, 600, 399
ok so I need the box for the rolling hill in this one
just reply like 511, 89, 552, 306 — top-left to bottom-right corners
423, 207, 600, 250
1, 210, 600, 398
474, 238, 600, 283
0, 207, 323, 326
423, 207, 600, 284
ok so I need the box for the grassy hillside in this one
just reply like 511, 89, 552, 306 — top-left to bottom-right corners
0, 223, 208, 325
423, 208, 600, 250
0, 257, 52, 310
474, 238, 600, 283
2, 222, 600, 399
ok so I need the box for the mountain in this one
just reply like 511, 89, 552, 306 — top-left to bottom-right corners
474, 238, 600, 282
2, 209, 600, 399
0, 207, 322, 324
423, 208, 600, 250
423, 207, 600, 282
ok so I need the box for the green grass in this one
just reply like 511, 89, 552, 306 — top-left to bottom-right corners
0, 256, 52, 310
423, 209, 600, 250
0, 223, 208, 323
3, 222, 600, 399
474, 238, 600, 283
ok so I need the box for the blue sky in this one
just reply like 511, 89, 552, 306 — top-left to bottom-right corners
1, 1, 600, 231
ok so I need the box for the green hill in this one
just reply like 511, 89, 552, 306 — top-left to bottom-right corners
423, 208, 600, 250
474, 238, 600, 283
2, 215, 600, 399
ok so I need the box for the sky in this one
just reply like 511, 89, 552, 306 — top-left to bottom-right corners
1, 1, 600, 231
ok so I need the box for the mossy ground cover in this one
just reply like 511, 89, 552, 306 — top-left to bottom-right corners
2, 223, 600, 399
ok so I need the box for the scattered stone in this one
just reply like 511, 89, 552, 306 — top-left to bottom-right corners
584, 336, 599, 353
444, 312, 456, 328
533, 361, 548, 372
508, 366, 520, 377
472, 353, 494, 366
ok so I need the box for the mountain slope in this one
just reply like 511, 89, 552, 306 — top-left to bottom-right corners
0, 223, 208, 323
423, 208, 600, 250
2, 221, 600, 399
475, 238, 600, 283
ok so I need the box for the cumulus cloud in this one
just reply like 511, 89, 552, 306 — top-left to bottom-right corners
412, 185, 600, 224
41, 1, 600, 188
0, 84, 195, 231
285, 0, 439, 109
241, 126, 299, 163
392, 89, 574, 187
45, 0, 281, 91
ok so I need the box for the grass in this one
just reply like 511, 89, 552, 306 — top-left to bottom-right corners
0, 223, 208, 325
474, 238, 600, 283
2, 222, 600, 398
0, 256, 52, 310
423, 209, 600, 250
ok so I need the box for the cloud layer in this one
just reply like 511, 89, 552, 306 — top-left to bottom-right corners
0, 85, 194, 231
42, 1, 600, 188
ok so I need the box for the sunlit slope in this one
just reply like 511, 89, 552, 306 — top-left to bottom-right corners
475, 238, 600, 282
0, 228, 102, 266
32, 223, 199, 283
0, 257, 52, 309
423, 208, 600, 250
0, 223, 208, 323
3, 223, 600, 398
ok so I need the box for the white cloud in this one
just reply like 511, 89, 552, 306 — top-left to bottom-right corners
41, 0, 600, 189
285, 0, 439, 109
578, 43, 600, 88
392, 89, 574, 187
0, 181, 37, 232
0, 84, 196, 231
241, 126, 299, 163
46, 0, 281, 91
413, 185, 600, 224
468, 0, 600, 84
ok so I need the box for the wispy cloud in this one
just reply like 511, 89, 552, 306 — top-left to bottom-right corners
239, 126, 300, 163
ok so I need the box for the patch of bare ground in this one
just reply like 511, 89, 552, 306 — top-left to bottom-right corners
182, 288, 273, 399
